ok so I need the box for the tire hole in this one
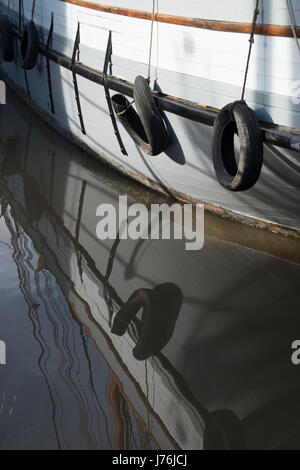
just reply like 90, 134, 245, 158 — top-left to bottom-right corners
220, 121, 238, 177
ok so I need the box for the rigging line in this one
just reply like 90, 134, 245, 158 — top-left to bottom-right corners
46, 13, 55, 114
241, 0, 260, 101
103, 219, 126, 324
75, 180, 87, 242
147, 0, 156, 82
24, 69, 31, 97
103, 231, 122, 325
71, 23, 86, 135
18, 0, 22, 32
103, 31, 128, 155
286, 0, 300, 55
0, 240, 11, 249
75, 179, 87, 283
21, 0, 24, 29
144, 360, 152, 436
31, 0, 36, 22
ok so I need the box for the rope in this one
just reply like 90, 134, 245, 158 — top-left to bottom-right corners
116, 99, 135, 116
286, 0, 300, 55
241, 0, 260, 101
117, 0, 155, 117
19, 0, 24, 32
31, 0, 36, 21
147, 0, 156, 81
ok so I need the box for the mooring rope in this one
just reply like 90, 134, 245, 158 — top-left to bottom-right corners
241, 0, 260, 101
286, 0, 300, 55
147, 0, 156, 82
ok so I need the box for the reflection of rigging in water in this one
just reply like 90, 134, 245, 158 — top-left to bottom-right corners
103, 229, 123, 327
1, 203, 153, 449
0, 133, 239, 450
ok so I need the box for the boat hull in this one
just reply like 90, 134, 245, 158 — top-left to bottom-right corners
1, 0, 300, 234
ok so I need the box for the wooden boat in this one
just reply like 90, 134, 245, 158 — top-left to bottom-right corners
0, 0, 300, 237
1, 92, 300, 450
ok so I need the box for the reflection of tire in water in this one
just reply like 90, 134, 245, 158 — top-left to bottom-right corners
203, 409, 246, 450
0, 140, 21, 177
23, 174, 44, 225
112, 283, 183, 360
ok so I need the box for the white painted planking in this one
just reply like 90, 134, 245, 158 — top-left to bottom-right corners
9, 0, 299, 99
78, 11, 123, 33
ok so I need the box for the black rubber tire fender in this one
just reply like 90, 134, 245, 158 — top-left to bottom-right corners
21, 21, 39, 70
212, 100, 263, 191
0, 15, 14, 62
203, 410, 246, 450
111, 75, 170, 156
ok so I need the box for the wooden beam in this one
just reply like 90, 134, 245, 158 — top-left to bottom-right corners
61, 0, 300, 38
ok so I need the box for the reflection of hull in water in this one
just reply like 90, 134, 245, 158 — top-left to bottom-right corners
0, 156, 206, 450
1, 1, 300, 235
1, 98, 300, 449
1, 206, 154, 450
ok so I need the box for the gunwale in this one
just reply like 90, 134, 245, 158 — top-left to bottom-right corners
62, 0, 300, 38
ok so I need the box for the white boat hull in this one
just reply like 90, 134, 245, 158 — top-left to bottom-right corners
1, 0, 300, 233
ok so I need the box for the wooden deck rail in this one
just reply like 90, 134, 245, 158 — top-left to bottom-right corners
62, 0, 300, 38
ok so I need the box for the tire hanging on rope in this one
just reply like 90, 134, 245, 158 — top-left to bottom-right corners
112, 76, 170, 156
20, 0, 39, 70
212, 0, 263, 192
212, 100, 263, 191
111, 0, 170, 156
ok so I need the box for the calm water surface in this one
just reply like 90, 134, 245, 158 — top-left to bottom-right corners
0, 91, 300, 450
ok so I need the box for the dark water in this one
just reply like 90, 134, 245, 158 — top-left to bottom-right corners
0, 90, 300, 450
